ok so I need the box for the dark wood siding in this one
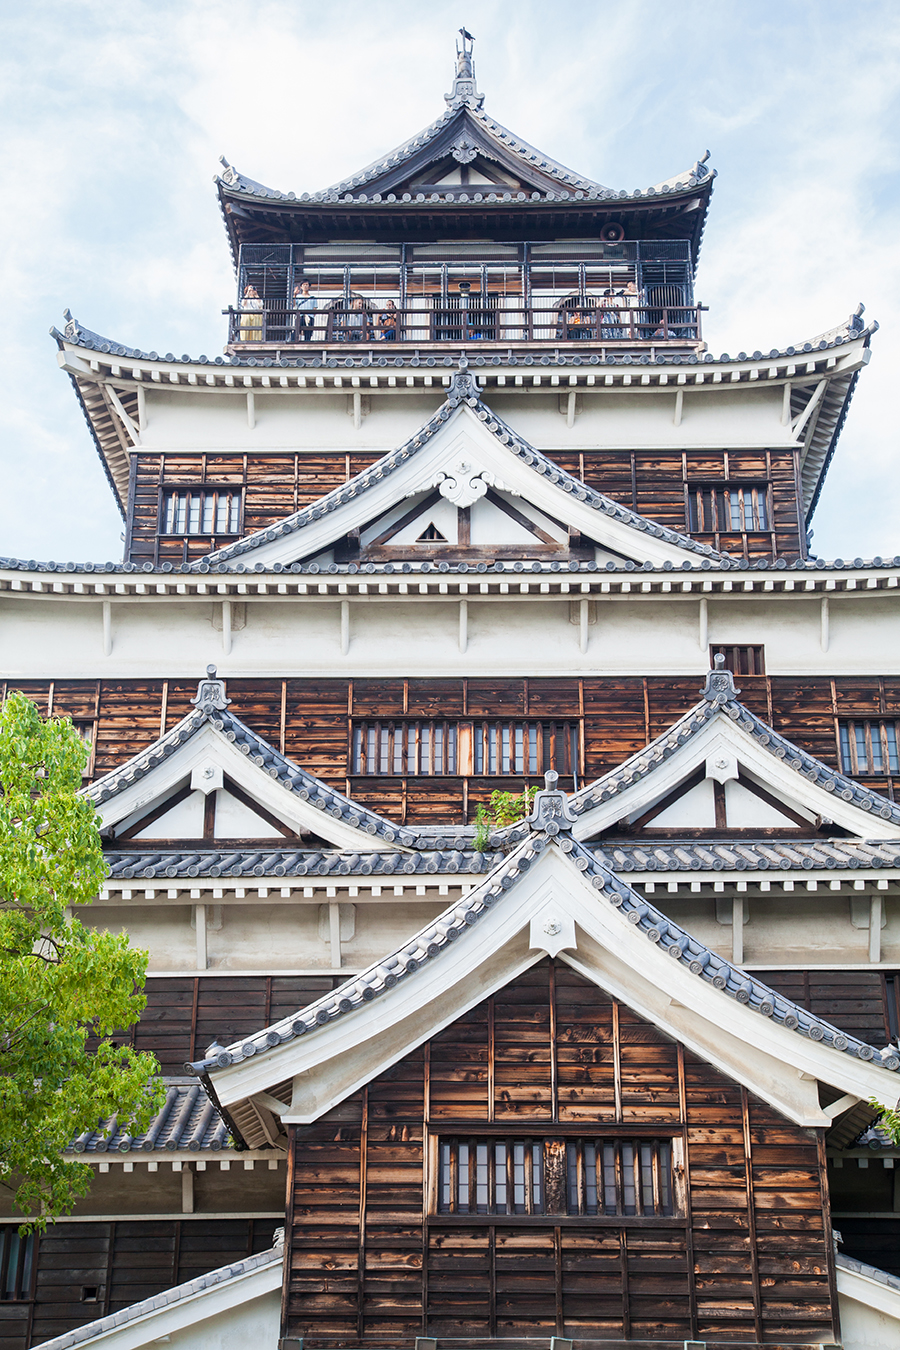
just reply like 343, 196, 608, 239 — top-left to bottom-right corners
755, 970, 892, 1048
126, 453, 381, 565
125, 447, 803, 565
284, 962, 837, 1347
88, 975, 344, 1074
8, 676, 899, 820
0, 1219, 279, 1350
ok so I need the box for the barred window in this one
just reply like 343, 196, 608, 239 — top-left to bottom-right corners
351, 721, 458, 775
1, 1229, 35, 1301
350, 720, 580, 777
72, 720, 97, 777
437, 1136, 674, 1218
710, 645, 766, 676
162, 488, 241, 535
472, 721, 579, 777
839, 720, 900, 775
688, 484, 769, 533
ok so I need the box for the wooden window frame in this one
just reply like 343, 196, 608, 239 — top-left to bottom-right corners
0, 1228, 36, 1302
838, 718, 900, 776
349, 718, 583, 780
686, 480, 773, 557
709, 644, 766, 676
159, 485, 244, 538
427, 1130, 681, 1223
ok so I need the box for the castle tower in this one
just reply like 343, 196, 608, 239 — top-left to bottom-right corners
3, 38, 899, 1350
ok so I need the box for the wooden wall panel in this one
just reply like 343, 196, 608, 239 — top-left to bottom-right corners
9, 676, 897, 813
27, 1219, 279, 1347
754, 970, 890, 1047
88, 976, 343, 1075
126, 443, 803, 565
285, 962, 838, 1347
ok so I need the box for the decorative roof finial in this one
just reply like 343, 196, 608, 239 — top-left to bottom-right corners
446, 28, 484, 110
525, 769, 578, 836
702, 653, 740, 705
191, 663, 231, 713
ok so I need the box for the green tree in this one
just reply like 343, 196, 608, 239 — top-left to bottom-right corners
0, 692, 161, 1228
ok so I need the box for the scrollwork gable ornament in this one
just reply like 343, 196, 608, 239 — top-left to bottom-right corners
450, 136, 478, 165
423, 459, 520, 509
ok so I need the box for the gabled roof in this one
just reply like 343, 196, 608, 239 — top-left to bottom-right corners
214, 56, 715, 259
557, 660, 900, 843
31, 1237, 283, 1350
85, 667, 421, 853
191, 775, 900, 1144
200, 367, 726, 570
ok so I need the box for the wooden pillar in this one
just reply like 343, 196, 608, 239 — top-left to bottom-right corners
341, 600, 350, 656
102, 601, 112, 657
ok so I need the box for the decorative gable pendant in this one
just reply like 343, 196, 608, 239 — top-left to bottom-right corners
451, 136, 478, 164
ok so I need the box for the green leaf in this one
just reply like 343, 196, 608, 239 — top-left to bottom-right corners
0, 692, 162, 1229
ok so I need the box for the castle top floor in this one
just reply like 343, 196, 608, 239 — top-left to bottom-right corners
218, 39, 713, 357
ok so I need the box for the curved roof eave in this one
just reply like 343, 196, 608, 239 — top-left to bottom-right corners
188, 784, 900, 1087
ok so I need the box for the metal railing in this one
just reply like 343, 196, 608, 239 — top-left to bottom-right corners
227, 302, 702, 346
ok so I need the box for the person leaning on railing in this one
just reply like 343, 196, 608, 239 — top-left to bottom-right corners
342, 296, 371, 342
377, 300, 398, 341
239, 284, 263, 342
293, 281, 317, 341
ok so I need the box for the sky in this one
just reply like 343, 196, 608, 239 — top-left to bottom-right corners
1, 0, 899, 563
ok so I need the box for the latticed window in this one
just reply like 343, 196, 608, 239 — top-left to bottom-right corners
839, 720, 900, 775
350, 720, 580, 777
162, 488, 241, 535
688, 484, 769, 533
472, 721, 579, 777
437, 1137, 674, 1217
0, 1229, 35, 1301
351, 721, 458, 775
710, 645, 766, 676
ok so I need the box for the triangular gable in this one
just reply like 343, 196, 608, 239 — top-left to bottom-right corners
324, 104, 602, 201
86, 668, 417, 854
200, 369, 725, 571
193, 780, 900, 1143
564, 661, 900, 844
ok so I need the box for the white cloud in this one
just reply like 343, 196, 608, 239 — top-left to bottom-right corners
1, 0, 898, 558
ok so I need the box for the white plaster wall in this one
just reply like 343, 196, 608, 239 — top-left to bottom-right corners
135, 381, 788, 454
840, 1288, 900, 1350
741, 896, 871, 966
131, 1285, 280, 1350
3, 592, 897, 680
343, 900, 445, 966
82, 905, 196, 970
490, 383, 789, 449
140, 388, 441, 451
205, 903, 322, 971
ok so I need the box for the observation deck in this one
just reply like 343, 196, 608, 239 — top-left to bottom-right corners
224, 239, 705, 358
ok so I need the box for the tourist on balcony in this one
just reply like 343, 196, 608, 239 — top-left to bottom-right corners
378, 300, 399, 341
600, 288, 621, 340
621, 281, 640, 340
239, 285, 263, 342
293, 281, 317, 341
343, 296, 371, 342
